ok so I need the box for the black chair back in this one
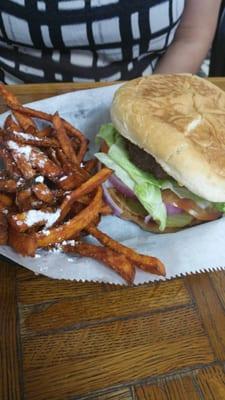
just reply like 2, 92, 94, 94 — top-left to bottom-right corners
209, 0, 225, 76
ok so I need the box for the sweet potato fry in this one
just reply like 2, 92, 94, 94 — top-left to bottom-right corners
63, 242, 135, 284
56, 148, 89, 180
53, 113, 78, 165
67, 201, 85, 216
7, 141, 36, 179
83, 159, 98, 173
30, 148, 63, 179
0, 83, 37, 134
0, 83, 21, 107
77, 139, 88, 164
9, 105, 53, 123
0, 177, 17, 192
13, 110, 37, 134
55, 148, 73, 172
8, 104, 87, 149
0, 146, 21, 177
70, 136, 79, 152
8, 227, 37, 256
87, 226, 166, 276
46, 147, 61, 167
7, 140, 62, 179
0, 211, 8, 245
75, 194, 90, 205
63, 119, 88, 145
63, 195, 91, 220
4, 115, 20, 132
35, 186, 102, 247
59, 167, 112, 222
0, 193, 13, 208
8, 101, 90, 167
32, 182, 54, 204
36, 126, 53, 138
16, 188, 32, 208
1, 129, 59, 148
16, 188, 43, 211
100, 203, 113, 216
57, 174, 85, 191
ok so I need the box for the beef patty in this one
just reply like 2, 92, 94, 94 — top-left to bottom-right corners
127, 140, 168, 179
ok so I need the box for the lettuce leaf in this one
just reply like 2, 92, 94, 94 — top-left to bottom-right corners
214, 203, 225, 213
95, 123, 119, 147
95, 125, 167, 230
95, 151, 167, 230
95, 152, 135, 190
109, 134, 161, 187
134, 183, 167, 230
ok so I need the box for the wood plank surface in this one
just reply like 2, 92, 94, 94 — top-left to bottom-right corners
17, 269, 190, 306
22, 306, 210, 368
17, 274, 121, 304
210, 270, 225, 308
134, 364, 225, 400
186, 272, 225, 360
0, 260, 21, 400
22, 306, 214, 399
0, 79, 225, 400
135, 374, 200, 400
19, 278, 191, 335
79, 388, 134, 400
194, 364, 225, 400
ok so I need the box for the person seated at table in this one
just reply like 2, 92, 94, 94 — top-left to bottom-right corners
0, 0, 222, 84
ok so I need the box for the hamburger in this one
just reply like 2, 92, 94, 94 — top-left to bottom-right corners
95, 74, 225, 232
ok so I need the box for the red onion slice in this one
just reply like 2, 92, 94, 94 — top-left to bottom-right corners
144, 215, 152, 223
108, 175, 136, 198
102, 183, 122, 217
145, 203, 183, 224
165, 203, 183, 215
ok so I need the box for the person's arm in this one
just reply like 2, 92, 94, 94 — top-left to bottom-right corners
154, 0, 222, 74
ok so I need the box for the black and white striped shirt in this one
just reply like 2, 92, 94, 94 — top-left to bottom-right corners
0, 0, 185, 84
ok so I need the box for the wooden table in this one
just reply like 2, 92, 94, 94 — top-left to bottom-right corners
0, 79, 225, 400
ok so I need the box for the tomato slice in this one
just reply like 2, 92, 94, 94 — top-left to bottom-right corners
162, 190, 221, 221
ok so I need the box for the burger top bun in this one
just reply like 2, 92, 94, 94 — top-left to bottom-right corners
111, 74, 225, 202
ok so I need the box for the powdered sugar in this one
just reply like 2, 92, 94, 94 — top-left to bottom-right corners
42, 229, 50, 236
59, 175, 68, 181
13, 131, 41, 141
23, 208, 60, 228
35, 176, 44, 183
49, 246, 62, 254
62, 239, 77, 246
7, 140, 32, 160
16, 178, 25, 187
37, 159, 46, 168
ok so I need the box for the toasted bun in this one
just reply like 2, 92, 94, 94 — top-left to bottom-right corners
111, 74, 225, 202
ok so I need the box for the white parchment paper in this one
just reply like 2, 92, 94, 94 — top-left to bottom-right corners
0, 84, 224, 285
